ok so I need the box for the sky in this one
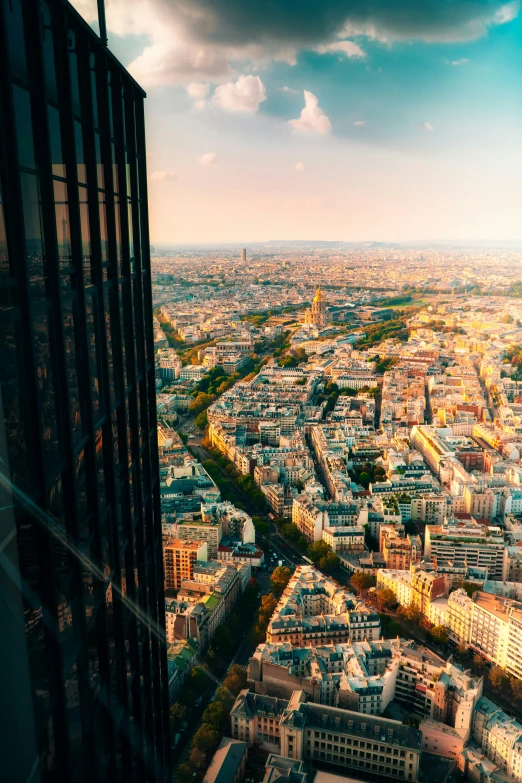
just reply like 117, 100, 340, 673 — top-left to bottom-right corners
72, 0, 522, 244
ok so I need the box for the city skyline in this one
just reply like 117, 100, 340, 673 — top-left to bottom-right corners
72, 0, 522, 244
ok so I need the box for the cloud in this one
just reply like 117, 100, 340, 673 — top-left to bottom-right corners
421, 122, 434, 132
70, 0, 519, 86
197, 153, 218, 165
315, 40, 366, 58
280, 85, 300, 94
353, 120, 366, 127
213, 74, 267, 112
294, 162, 306, 171
449, 58, 469, 66
148, 170, 178, 181
289, 91, 332, 135
186, 81, 210, 109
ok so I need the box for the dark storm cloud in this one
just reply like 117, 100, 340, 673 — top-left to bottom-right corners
171, 0, 519, 45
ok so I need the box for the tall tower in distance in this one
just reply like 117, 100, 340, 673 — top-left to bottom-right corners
240, 247, 247, 263
0, 0, 170, 780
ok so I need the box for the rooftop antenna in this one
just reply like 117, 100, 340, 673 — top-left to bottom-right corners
97, 0, 108, 47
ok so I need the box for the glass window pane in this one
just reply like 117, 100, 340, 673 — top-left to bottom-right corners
78, 187, 91, 283
54, 180, 72, 270
85, 291, 103, 419
48, 105, 65, 178
128, 203, 134, 273
13, 86, 35, 170
0, 177, 9, 284
114, 196, 122, 271
33, 306, 63, 473
20, 173, 45, 294
95, 133, 104, 189
62, 298, 84, 445
90, 52, 98, 127
74, 122, 86, 184
98, 194, 108, 264
68, 30, 81, 115
41, 2, 58, 102
5, 0, 27, 81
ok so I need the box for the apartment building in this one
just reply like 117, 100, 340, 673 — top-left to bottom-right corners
163, 540, 207, 590
381, 528, 422, 570
292, 493, 368, 543
424, 522, 507, 581
410, 495, 447, 525
266, 566, 380, 647
165, 561, 250, 649
167, 518, 222, 559
472, 697, 522, 781
231, 689, 422, 782
322, 526, 365, 554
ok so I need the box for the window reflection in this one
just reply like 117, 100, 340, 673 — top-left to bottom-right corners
5, 0, 27, 81
62, 298, 84, 445
99, 194, 108, 264
54, 180, 72, 270
78, 186, 92, 283
13, 86, 35, 170
95, 133, 104, 190
85, 291, 103, 419
68, 30, 81, 115
48, 105, 66, 178
33, 306, 62, 472
75, 122, 87, 184
41, 2, 58, 101
20, 173, 45, 294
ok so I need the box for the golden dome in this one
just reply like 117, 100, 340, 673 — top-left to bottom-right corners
313, 287, 324, 303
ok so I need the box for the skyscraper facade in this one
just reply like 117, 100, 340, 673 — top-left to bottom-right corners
0, 1, 170, 781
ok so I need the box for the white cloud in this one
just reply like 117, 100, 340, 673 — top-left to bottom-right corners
353, 120, 366, 127
315, 40, 366, 58
280, 85, 300, 94
213, 75, 267, 112
197, 153, 218, 165
148, 170, 178, 181
450, 58, 469, 65
186, 81, 210, 109
289, 91, 332, 135
187, 82, 210, 98
294, 162, 306, 171
421, 122, 434, 132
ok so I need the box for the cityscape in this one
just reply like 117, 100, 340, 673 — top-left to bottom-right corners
2, 2, 522, 783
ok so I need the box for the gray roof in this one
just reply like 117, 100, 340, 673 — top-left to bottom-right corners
202, 738, 248, 783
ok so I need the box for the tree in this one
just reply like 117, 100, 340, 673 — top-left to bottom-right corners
430, 626, 450, 646
189, 392, 216, 415
403, 715, 420, 729
511, 677, 522, 702
193, 724, 219, 755
201, 700, 228, 730
195, 410, 208, 430
211, 625, 234, 659
351, 572, 376, 593
472, 654, 487, 673
489, 666, 509, 689
259, 593, 278, 619
375, 588, 396, 611
215, 686, 235, 711
189, 748, 208, 769
270, 566, 292, 596
224, 665, 247, 696
176, 762, 195, 783
169, 703, 186, 733
358, 471, 371, 489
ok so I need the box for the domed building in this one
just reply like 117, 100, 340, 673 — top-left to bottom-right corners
305, 287, 331, 328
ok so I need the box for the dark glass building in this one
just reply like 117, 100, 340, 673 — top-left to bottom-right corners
0, 1, 170, 781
